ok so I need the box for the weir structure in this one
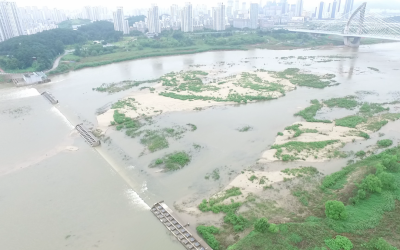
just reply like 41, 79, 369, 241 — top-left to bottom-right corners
41, 91, 58, 104
151, 201, 209, 250
75, 124, 101, 147
288, 2, 400, 48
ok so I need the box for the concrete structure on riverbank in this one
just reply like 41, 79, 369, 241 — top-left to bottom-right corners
151, 201, 209, 250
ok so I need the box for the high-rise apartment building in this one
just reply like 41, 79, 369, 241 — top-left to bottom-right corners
235, 0, 240, 11
295, 0, 303, 16
317, 1, 325, 19
249, 3, 258, 29
113, 7, 129, 34
281, 0, 287, 14
0, 1, 24, 42
170, 4, 178, 22
343, 0, 354, 17
212, 3, 225, 31
147, 4, 160, 34
181, 2, 193, 32
331, 0, 338, 18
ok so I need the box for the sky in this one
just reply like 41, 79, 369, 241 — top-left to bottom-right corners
13, 0, 400, 12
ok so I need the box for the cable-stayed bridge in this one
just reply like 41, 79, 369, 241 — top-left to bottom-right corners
288, 2, 400, 47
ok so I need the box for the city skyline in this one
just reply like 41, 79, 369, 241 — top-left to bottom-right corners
12, 0, 400, 12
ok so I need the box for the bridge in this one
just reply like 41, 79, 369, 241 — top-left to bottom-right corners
289, 2, 400, 47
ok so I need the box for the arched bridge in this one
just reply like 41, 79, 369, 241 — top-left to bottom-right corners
288, 2, 400, 47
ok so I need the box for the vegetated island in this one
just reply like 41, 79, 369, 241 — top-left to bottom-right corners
94, 67, 338, 134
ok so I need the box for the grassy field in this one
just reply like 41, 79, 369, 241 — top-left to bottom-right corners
197, 147, 400, 250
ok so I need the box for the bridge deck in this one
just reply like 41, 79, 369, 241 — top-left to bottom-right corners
287, 29, 400, 41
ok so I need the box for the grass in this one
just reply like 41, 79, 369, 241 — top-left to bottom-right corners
323, 96, 358, 109
223, 147, 400, 250
187, 123, 197, 131
271, 140, 339, 152
238, 126, 252, 132
285, 124, 318, 137
295, 100, 331, 123
335, 115, 367, 128
150, 151, 191, 171
377, 139, 393, 148
111, 98, 136, 109
205, 169, 221, 180
281, 166, 320, 177
271, 68, 336, 89
93, 78, 160, 93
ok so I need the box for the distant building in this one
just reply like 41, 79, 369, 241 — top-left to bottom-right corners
147, 4, 161, 35
113, 7, 129, 34
233, 18, 250, 29
295, 0, 303, 16
212, 2, 226, 31
23, 72, 48, 84
331, 0, 338, 19
181, 2, 193, 32
343, 0, 354, 17
0, 1, 24, 42
249, 3, 259, 29
318, 2, 325, 20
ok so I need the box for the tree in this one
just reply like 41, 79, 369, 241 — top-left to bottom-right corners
378, 172, 396, 190
325, 235, 353, 250
73, 45, 81, 56
382, 154, 400, 172
254, 217, 270, 233
360, 174, 382, 193
325, 200, 347, 220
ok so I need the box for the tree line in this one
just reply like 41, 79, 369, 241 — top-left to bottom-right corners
0, 21, 122, 71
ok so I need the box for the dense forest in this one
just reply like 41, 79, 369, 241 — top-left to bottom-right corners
0, 21, 122, 71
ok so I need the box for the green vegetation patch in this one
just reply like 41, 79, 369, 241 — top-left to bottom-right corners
150, 151, 191, 171
359, 103, 389, 116
197, 226, 221, 250
238, 126, 252, 132
271, 140, 339, 153
377, 139, 393, 148
285, 124, 318, 137
281, 166, 320, 177
271, 68, 336, 88
335, 115, 367, 128
93, 78, 160, 93
324, 96, 358, 109
295, 99, 331, 123
234, 72, 285, 94
111, 98, 137, 109
205, 169, 220, 181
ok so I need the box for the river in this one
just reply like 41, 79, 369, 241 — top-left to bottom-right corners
0, 43, 399, 250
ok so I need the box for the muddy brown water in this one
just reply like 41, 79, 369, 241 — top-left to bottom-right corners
0, 43, 399, 250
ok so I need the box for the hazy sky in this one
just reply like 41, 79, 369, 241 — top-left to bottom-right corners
14, 0, 400, 12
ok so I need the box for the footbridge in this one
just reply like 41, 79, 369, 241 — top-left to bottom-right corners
288, 2, 400, 47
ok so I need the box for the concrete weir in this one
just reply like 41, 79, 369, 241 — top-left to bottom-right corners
75, 124, 101, 147
151, 202, 209, 250
41, 91, 58, 104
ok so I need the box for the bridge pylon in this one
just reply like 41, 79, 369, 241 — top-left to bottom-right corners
343, 2, 367, 48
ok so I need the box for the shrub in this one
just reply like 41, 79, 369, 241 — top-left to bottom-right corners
196, 225, 220, 250
155, 159, 163, 165
325, 235, 353, 250
382, 154, 400, 172
268, 223, 279, 233
254, 218, 270, 233
355, 150, 366, 158
277, 132, 284, 136
377, 172, 396, 190
363, 237, 397, 250
325, 200, 347, 220
359, 174, 382, 193
377, 139, 393, 148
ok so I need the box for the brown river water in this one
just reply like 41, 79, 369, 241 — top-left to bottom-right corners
0, 43, 399, 250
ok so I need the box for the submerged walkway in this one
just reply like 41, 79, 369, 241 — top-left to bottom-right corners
151, 201, 209, 250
